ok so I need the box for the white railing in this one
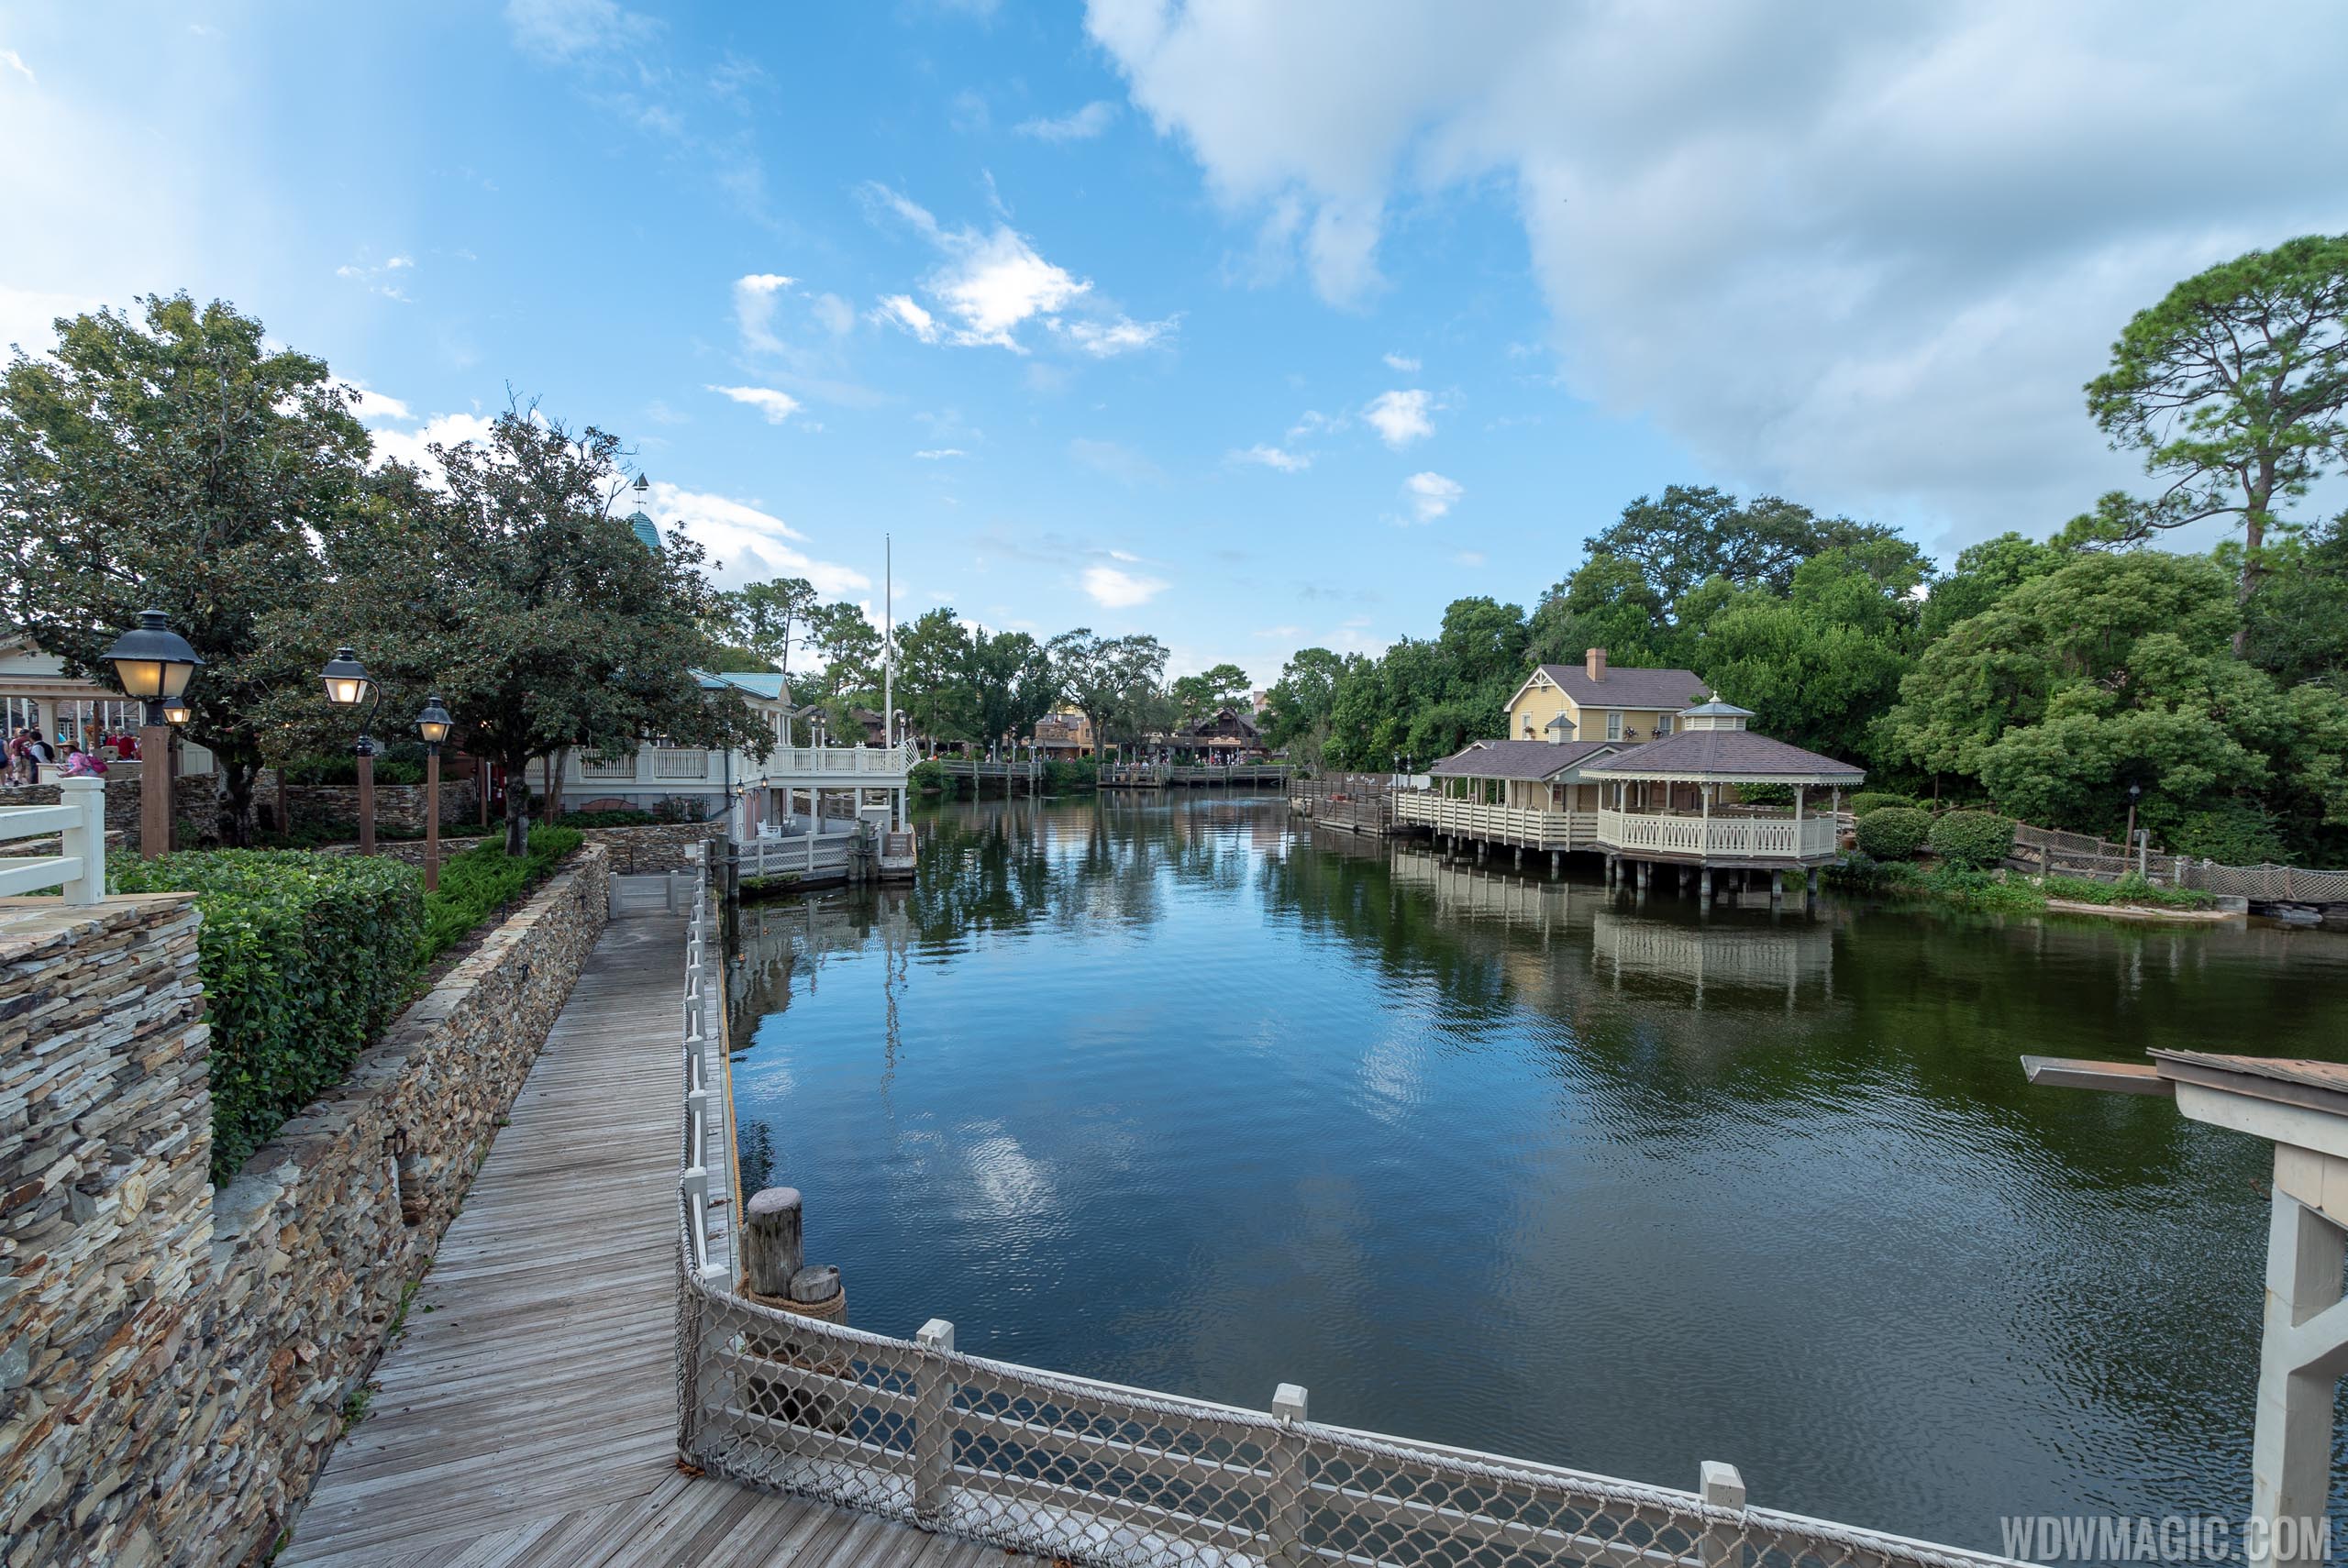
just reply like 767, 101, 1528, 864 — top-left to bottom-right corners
656, 748, 712, 779
742, 833, 854, 880
1393, 792, 1596, 849
1597, 809, 1840, 860
580, 754, 639, 779
680, 862, 727, 1290
0, 778, 106, 903
759, 740, 919, 780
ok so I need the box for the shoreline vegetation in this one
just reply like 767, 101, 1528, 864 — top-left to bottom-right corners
1825, 856, 2222, 918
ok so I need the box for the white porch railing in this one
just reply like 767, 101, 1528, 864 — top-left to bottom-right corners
1393, 792, 1596, 849
656, 748, 712, 779
0, 778, 107, 903
1597, 809, 1840, 860
760, 741, 918, 779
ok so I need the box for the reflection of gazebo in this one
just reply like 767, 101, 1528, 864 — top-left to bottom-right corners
1583, 696, 1863, 900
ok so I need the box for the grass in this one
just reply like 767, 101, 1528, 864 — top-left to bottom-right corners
1826, 856, 2217, 913
739, 871, 803, 900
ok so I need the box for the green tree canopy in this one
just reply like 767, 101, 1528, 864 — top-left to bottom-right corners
0, 293, 371, 842
2078, 234, 2348, 630
1882, 550, 2348, 856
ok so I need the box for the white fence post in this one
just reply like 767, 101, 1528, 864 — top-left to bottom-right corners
1699, 1461, 1745, 1568
58, 777, 105, 905
913, 1318, 957, 1523
1265, 1383, 1310, 1568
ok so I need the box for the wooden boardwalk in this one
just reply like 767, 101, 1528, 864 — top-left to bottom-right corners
280, 893, 1013, 1568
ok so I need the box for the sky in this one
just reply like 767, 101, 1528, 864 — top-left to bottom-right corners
3, 1, 2344, 685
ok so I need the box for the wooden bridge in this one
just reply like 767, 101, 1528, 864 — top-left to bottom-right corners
1100, 761, 1290, 789
274, 878, 1013, 1568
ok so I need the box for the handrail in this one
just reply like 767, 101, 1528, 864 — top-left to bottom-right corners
0, 777, 106, 903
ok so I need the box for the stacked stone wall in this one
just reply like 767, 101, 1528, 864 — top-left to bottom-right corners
0, 845, 612, 1566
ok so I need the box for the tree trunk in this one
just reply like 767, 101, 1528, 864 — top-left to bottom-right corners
504, 751, 532, 856
2237, 466, 2275, 656
216, 755, 260, 847
543, 745, 570, 825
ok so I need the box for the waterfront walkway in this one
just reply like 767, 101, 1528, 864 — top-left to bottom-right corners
280, 889, 1004, 1568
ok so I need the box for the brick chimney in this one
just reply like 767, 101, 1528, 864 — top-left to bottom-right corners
1585, 646, 1608, 682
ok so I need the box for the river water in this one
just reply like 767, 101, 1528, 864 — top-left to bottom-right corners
722, 793, 2348, 1554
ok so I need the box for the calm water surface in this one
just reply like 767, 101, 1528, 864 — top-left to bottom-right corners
724, 794, 2348, 1553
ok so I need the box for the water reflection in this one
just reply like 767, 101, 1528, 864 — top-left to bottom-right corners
726, 795, 2348, 1554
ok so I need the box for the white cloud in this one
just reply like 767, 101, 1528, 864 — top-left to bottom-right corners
1255, 624, 1304, 638
0, 49, 34, 84
865, 183, 1150, 353
914, 447, 968, 460
1086, 0, 2348, 547
504, 0, 656, 61
872, 293, 942, 344
1016, 101, 1118, 142
731, 272, 795, 351
1070, 437, 1164, 486
1402, 470, 1462, 522
811, 292, 855, 336
1454, 550, 1487, 568
1082, 564, 1169, 608
1056, 315, 1179, 356
1382, 351, 1420, 371
0, 287, 104, 357
707, 384, 803, 424
1232, 444, 1311, 472
347, 384, 413, 423
1363, 389, 1434, 448
365, 411, 500, 475
644, 481, 869, 596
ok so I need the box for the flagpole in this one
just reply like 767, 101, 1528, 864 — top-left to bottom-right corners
883, 533, 893, 748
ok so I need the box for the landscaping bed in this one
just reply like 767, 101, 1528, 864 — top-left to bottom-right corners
112, 825, 585, 1181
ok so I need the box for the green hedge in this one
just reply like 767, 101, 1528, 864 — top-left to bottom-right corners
1854, 805, 1932, 859
1849, 791, 1916, 818
1735, 782, 1795, 807
112, 851, 425, 1183
1927, 810, 2016, 869
418, 826, 585, 964
2043, 873, 2216, 911
280, 754, 426, 787
555, 808, 656, 828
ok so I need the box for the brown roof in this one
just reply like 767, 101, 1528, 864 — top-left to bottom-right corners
1427, 739, 1619, 781
1531, 663, 1710, 712
2153, 1051, 2348, 1096
1582, 728, 1865, 781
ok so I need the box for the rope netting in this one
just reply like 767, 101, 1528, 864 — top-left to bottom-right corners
673, 860, 2026, 1568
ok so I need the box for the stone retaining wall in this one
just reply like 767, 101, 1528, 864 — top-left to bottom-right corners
252, 771, 478, 834
582, 818, 724, 873
1, 768, 220, 844
0, 845, 613, 1567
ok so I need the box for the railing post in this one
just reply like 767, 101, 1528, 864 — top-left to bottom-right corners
1699, 1460, 1745, 1568
58, 777, 105, 905
1265, 1383, 1310, 1568
913, 1318, 957, 1525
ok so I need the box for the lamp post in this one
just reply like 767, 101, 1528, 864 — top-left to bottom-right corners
103, 609, 204, 859
2124, 780, 2143, 862
415, 695, 452, 890
320, 647, 379, 855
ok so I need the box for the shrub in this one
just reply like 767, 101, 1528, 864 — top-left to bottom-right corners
1855, 806, 1932, 859
1927, 810, 2016, 869
112, 850, 425, 1182
2043, 873, 2216, 911
2162, 801, 2292, 866
280, 754, 426, 787
1849, 791, 1916, 818
1043, 757, 1099, 792
418, 825, 584, 964
556, 808, 656, 829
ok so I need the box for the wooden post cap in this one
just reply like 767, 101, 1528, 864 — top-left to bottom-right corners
788, 1264, 841, 1304
742, 1187, 806, 1297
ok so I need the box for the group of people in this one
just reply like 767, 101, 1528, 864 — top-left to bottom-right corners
5, 726, 138, 787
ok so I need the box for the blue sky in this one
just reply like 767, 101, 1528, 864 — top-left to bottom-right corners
4, 2, 2343, 684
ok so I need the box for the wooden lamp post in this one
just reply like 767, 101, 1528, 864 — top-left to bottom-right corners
320, 646, 379, 855
102, 610, 204, 859
415, 695, 452, 890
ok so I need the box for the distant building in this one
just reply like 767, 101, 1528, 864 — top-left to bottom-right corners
1180, 706, 1264, 760
1502, 648, 1709, 746
1035, 711, 1094, 758
0, 635, 216, 770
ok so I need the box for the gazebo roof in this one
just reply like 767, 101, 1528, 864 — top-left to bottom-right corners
1581, 728, 1864, 785
1427, 739, 1618, 781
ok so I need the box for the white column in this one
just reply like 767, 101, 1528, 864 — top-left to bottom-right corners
2250, 1164, 2348, 1568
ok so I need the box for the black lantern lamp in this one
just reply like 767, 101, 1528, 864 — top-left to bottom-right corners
321, 646, 371, 710
104, 609, 204, 724
415, 695, 453, 751
160, 697, 194, 727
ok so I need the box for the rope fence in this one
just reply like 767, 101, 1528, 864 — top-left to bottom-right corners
670, 875, 2030, 1568
2008, 822, 2348, 903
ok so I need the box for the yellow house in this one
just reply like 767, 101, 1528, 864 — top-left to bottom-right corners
1502, 649, 1709, 746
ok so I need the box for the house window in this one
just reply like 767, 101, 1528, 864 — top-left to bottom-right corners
1606, 711, 1623, 741
1523, 714, 1534, 737
1656, 712, 1673, 735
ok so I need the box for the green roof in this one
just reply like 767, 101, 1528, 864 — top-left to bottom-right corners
626, 511, 660, 551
